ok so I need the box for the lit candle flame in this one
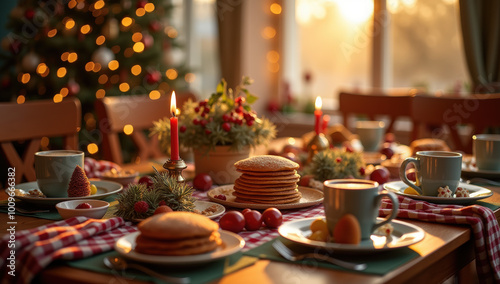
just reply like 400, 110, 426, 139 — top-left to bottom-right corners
315, 96, 322, 110
170, 91, 176, 117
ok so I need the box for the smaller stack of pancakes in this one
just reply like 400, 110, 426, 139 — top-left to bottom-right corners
233, 155, 301, 204
135, 212, 221, 256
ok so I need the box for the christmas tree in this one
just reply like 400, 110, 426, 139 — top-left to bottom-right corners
0, 0, 190, 105
0, 0, 190, 156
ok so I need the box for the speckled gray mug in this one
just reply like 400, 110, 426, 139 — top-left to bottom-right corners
323, 179, 399, 240
35, 150, 84, 197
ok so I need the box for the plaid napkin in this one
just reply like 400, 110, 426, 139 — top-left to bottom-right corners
0, 216, 137, 284
379, 195, 500, 282
84, 157, 121, 178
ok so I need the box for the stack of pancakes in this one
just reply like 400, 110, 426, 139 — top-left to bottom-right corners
135, 212, 221, 256
233, 155, 301, 204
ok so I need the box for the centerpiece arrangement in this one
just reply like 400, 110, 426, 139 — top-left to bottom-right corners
152, 77, 276, 184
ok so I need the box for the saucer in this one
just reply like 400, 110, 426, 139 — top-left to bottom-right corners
384, 181, 493, 205
11, 180, 123, 205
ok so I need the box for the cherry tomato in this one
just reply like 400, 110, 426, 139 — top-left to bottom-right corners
243, 210, 262, 231
241, 208, 252, 215
219, 211, 245, 233
369, 166, 390, 185
193, 173, 213, 191
262, 208, 283, 228
138, 176, 154, 189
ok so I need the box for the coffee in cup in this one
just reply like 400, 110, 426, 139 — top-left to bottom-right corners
323, 179, 399, 240
473, 134, 500, 171
399, 151, 462, 196
35, 150, 84, 197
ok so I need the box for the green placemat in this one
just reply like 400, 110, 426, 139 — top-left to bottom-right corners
0, 195, 118, 220
244, 237, 419, 276
66, 250, 258, 284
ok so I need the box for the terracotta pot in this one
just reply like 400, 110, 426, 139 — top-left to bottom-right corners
193, 145, 250, 185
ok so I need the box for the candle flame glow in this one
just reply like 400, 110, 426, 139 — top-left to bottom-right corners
170, 91, 176, 117
315, 96, 322, 110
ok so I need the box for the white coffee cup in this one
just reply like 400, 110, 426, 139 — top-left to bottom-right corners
355, 121, 385, 152
35, 150, 84, 197
473, 134, 500, 171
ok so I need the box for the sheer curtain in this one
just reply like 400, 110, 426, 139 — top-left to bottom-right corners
459, 0, 500, 93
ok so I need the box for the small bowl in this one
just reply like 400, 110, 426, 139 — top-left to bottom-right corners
101, 169, 139, 186
56, 199, 110, 219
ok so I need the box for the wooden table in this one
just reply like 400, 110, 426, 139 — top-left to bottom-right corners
2, 187, 498, 284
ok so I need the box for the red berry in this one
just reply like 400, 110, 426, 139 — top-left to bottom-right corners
205, 129, 212, 135
193, 118, 199, 125
222, 122, 231, 132
195, 106, 200, 112
262, 208, 283, 228
219, 211, 245, 233
75, 202, 92, 209
158, 200, 166, 206
134, 201, 149, 213
246, 120, 254, 126
359, 167, 366, 176
235, 106, 243, 113
369, 166, 390, 185
243, 210, 262, 231
200, 119, 208, 127
335, 157, 342, 163
214, 194, 226, 201
222, 113, 231, 122
199, 100, 207, 106
138, 176, 154, 189
179, 125, 187, 132
241, 208, 252, 215
193, 173, 213, 191
235, 119, 243, 125
235, 96, 245, 105
154, 205, 173, 215
380, 146, 394, 159
204, 107, 210, 114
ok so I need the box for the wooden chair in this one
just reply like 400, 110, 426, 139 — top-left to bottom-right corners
95, 92, 196, 171
0, 98, 81, 184
338, 90, 417, 133
411, 93, 500, 153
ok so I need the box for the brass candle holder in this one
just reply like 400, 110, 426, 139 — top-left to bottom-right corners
163, 158, 187, 184
306, 133, 330, 163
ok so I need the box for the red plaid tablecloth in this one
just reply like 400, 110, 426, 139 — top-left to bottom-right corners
379, 195, 500, 282
84, 157, 121, 178
0, 217, 137, 284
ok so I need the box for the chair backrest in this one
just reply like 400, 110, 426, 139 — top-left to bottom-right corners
0, 98, 81, 183
338, 90, 415, 134
95, 92, 196, 165
411, 93, 500, 153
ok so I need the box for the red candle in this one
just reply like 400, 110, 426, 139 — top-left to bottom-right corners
322, 114, 330, 134
170, 91, 180, 160
314, 96, 322, 135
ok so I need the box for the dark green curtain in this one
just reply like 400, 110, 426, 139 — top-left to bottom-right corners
459, 0, 500, 93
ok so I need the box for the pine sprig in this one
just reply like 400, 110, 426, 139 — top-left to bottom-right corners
304, 149, 366, 182
113, 168, 195, 220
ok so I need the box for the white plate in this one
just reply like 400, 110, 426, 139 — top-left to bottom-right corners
279, 217, 424, 254
194, 200, 225, 219
384, 181, 493, 204
11, 180, 123, 205
207, 185, 324, 210
462, 167, 500, 179
115, 230, 245, 265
